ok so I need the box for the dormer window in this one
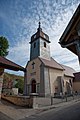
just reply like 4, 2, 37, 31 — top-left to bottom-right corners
34, 42, 36, 48
44, 42, 46, 48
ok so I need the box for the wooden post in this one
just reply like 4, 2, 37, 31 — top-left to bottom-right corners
23, 68, 27, 96
76, 40, 80, 64
0, 68, 4, 100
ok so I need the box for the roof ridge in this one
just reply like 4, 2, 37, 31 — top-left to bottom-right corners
51, 57, 65, 70
38, 56, 64, 70
61, 64, 76, 71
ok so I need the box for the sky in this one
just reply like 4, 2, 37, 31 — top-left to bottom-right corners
0, 0, 80, 75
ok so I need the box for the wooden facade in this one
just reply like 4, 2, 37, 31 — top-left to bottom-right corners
59, 4, 80, 61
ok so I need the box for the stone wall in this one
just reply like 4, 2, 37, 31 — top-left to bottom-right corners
1, 94, 33, 107
1, 94, 51, 108
36, 97, 51, 107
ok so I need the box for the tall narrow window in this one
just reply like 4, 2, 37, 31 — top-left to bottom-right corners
32, 62, 35, 69
31, 80, 36, 93
34, 42, 36, 48
44, 42, 46, 48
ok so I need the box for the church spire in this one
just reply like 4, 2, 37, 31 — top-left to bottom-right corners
37, 20, 42, 31
30, 18, 50, 60
39, 21, 41, 29
30, 18, 50, 44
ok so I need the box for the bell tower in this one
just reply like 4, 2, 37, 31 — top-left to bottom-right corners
30, 22, 51, 61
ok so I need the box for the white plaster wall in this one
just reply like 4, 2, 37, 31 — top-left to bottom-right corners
40, 38, 50, 60
49, 68, 64, 95
27, 58, 41, 84
64, 76, 73, 93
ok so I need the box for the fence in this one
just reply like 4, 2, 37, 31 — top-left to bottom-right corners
51, 94, 80, 105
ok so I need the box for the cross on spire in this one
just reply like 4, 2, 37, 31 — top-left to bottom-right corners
39, 21, 41, 29
37, 16, 42, 31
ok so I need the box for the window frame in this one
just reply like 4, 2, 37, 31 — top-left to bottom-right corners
44, 42, 46, 48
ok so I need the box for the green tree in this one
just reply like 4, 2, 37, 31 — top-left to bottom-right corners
15, 79, 24, 94
0, 36, 9, 57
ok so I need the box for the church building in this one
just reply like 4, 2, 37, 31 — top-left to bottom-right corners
24, 22, 75, 97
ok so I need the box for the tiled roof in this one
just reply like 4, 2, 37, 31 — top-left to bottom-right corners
39, 57, 64, 70
61, 64, 75, 77
30, 22, 50, 44
39, 57, 75, 77
0, 56, 25, 71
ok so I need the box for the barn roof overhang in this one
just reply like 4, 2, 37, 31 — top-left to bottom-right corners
0, 56, 25, 72
59, 4, 80, 56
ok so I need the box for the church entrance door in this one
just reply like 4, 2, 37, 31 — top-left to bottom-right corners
31, 80, 36, 93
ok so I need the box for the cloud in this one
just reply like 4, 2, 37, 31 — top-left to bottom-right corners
8, 40, 30, 67
1, 0, 80, 75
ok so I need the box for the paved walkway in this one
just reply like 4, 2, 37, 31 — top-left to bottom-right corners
0, 98, 80, 120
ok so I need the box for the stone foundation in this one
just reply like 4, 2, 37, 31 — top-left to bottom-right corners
1, 94, 51, 108
36, 97, 51, 107
1, 94, 32, 107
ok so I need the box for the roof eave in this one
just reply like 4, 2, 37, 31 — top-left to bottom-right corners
64, 74, 74, 78
0, 63, 25, 71
44, 65, 64, 71
59, 4, 80, 44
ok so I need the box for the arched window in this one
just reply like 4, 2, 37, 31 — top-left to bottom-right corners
31, 80, 36, 93
44, 42, 46, 48
34, 42, 36, 48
